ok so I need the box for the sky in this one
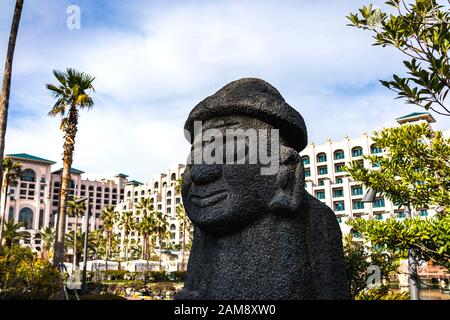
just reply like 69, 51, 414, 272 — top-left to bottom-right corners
1, 0, 450, 182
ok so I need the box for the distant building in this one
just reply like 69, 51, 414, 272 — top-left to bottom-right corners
300, 112, 438, 234
0, 153, 128, 252
114, 164, 187, 258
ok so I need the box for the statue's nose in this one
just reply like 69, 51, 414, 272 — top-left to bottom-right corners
190, 164, 222, 186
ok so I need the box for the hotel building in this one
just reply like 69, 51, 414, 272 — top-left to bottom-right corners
300, 112, 438, 234
0, 153, 128, 252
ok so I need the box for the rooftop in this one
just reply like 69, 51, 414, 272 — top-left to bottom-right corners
52, 167, 85, 175
396, 112, 436, 124
115, 173, 129, 178
6, 153, 56, 165
127, 180, 144, 186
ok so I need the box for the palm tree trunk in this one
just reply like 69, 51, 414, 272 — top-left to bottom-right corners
72, 215, 78, 270
158, 230, 162, 271
0, 0, 24, 206
53, 108, 78, 266
105, 232, 110, 272
0, 182, 9, 244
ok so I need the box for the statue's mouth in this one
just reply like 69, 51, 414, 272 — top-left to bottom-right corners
190, 190, 228, 208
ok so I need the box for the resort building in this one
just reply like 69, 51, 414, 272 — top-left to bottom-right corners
0, 153, 128, 252
114, 164, 187, 258
300, 112, 438, 234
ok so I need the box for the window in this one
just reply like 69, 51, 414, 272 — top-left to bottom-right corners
337, 217, 342, 223
157, 204, 162, 210
397, 212, 406, 218
318, 179, 326, 186
352, 201, 364, 210
127, 191, 131, 197
176, 197, 181, 204
167, 191, 172, 197
335, 163, 345, 173
420, 210, 428, 217
315, 191, 325, 200
334, 201, 345, 211
170, 224, 176, 231
69, 180, 75, 189
89, 186, 94, 191
373, 198, 385, 208
18, 207, 33, 229
105, 187, 110, 193
370, 144, 383, 154
167, 199, 172, 206
171, 173, 177, 181
134, 191, 138, 197
334, 150, 345, 160
302, 156, 310, 166
21, 169, 36, 182
352, 147, 363, 157
318, 166, 328, 175
333, 188, 344, 198
335, 178, 343, 184
38, 209, 44, 229
317, 153, 327, 163
372, 161, 381, 168
375, 214, 384, 220
167, 207, 172, 214
163, 182, 167, 188
154, 182, 159, 189
351, 186, 363, 196
8, 207, 14, 221
304, 169, 311, 177
97, 187, 102, 192
141, 190, 145, 196
81, 185, 86, 190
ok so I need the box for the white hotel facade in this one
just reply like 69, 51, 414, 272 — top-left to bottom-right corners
300, 112, 438, 234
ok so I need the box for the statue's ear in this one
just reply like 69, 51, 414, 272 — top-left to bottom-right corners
268, 146, 305, 214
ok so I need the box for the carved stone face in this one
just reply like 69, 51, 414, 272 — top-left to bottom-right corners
181, 115, 286, 234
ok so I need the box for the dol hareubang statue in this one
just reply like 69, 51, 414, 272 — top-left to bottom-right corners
176, 78, 349, 300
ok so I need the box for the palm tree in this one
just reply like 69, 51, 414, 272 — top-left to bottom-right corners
176, 204, 191, 271
101, 206, 118, 271
0, 158, 22, 243
2, 220, 29, 247
65, 229, 96, 264
154, 211, 170, 270
67, 199, 85, 269
47, 68, 95, 266
136, 198, 155, 259
39, 226, 55, 260
119, 211, 135, 262
0, 0, 24, 201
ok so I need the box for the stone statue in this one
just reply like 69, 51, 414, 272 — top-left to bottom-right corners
176, 78, 349, 300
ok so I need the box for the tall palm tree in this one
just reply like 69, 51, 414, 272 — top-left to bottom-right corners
2, 220, 29, 247
47, 68, 95, 266
136, 198, 155, 259
67, 199, 85, 269
119, 211, 135, 262
154, 211, 170, 270
0, 0, 24, 201
0, 158, 22, 243
101, 206, 118, 271
176, 204, 191, 271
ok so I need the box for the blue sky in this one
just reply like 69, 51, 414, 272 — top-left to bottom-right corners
1, 0, 449, 181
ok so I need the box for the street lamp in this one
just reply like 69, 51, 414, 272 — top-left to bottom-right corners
361, 189, 420, 300
75, 196, 90, 295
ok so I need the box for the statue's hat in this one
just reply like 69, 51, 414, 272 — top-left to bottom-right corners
184, 78, 308, 152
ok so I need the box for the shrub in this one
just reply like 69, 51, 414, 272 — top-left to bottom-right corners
0, 246, 62, 300
81, 293, 127, 300
169, 271, 186, 282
